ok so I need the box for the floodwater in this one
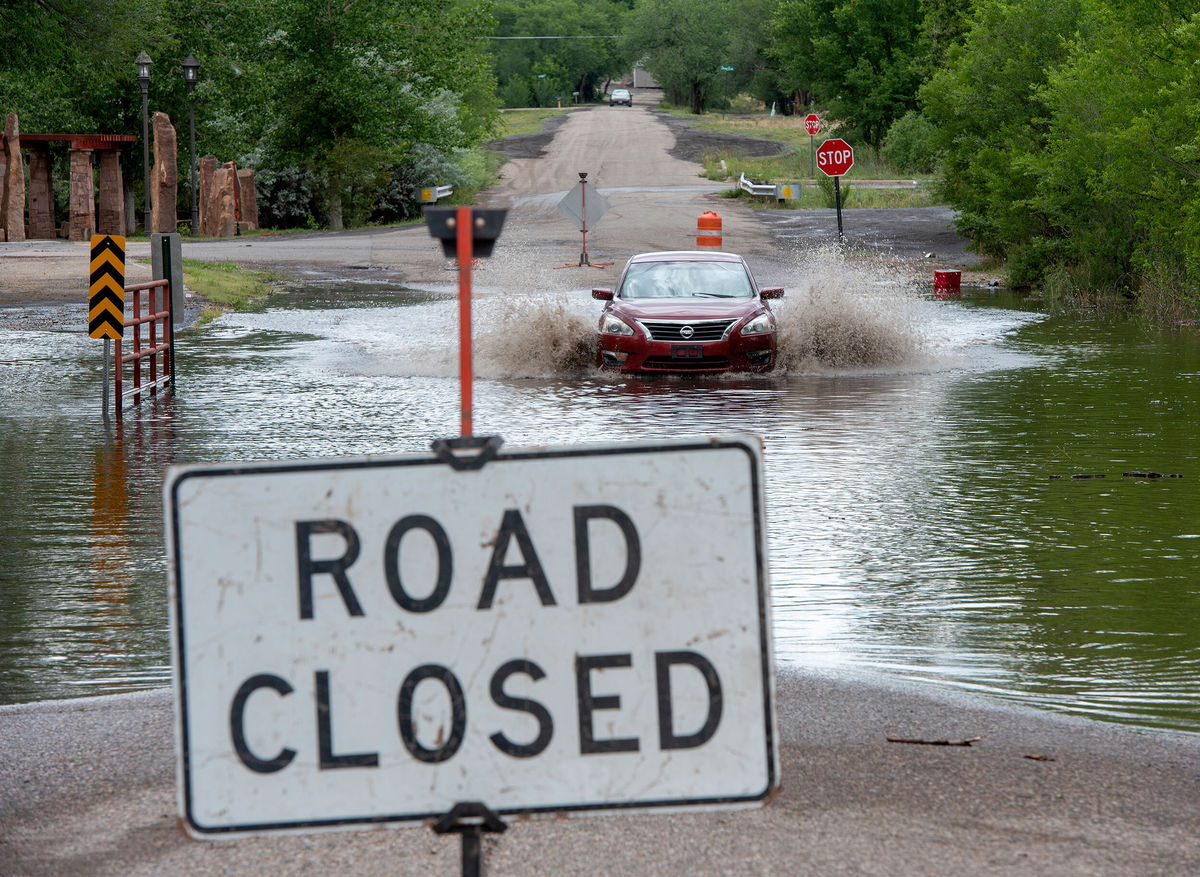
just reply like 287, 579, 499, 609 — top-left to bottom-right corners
2, 250, 1198, 733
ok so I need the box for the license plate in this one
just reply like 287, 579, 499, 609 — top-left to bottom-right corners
672, 345, 703, 359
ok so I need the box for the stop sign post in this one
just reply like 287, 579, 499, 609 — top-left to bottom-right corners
815, 138, 855, 243
803, 114, 821, 176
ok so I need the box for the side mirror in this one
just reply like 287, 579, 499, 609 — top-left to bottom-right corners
591, 288, 614, 301
760, 287, 784, 300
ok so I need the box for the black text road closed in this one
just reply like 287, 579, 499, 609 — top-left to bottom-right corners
166, 436, 777, 837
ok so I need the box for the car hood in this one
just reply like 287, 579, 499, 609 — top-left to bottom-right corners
609, 297, 765, 322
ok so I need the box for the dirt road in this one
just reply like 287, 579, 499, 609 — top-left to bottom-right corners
0, 99, 976, 314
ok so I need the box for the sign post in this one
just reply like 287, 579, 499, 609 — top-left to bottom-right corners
423, 206, 507, 437
89, 234, 126, 419
556, 172, 610, 268
803, 114, 821, 177
166, 436, 778, 848
815, 138, 855, 244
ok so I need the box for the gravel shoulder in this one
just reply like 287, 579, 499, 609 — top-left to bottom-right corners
2, 669, 1198, 876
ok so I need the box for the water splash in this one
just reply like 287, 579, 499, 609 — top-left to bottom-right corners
474, 292, 598, 378
771, 246, 923, 373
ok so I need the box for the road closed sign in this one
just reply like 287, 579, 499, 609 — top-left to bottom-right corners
166, 436, 777, 837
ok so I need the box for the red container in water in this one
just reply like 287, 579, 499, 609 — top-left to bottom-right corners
933, 269, 961, 299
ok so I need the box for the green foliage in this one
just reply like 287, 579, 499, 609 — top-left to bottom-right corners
490, 1, 633, 107
815, 174, 851, 208
0, 0, 499, 230
920, 0, 1096, 268
882, 111, 940, 174
623, 0, 749, 114
768, 0, 925, 146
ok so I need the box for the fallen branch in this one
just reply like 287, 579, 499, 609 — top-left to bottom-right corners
886, 735, 982, 747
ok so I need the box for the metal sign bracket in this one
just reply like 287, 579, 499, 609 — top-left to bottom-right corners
430, 435, 505, 471
433, 801, 508, 877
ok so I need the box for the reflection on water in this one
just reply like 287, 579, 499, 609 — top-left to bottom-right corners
1, 269, 1198, 734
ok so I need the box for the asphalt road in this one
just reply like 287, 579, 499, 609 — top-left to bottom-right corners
3, 97, 1198, 875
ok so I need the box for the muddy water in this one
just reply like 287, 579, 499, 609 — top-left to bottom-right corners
2, 253, 1198, 733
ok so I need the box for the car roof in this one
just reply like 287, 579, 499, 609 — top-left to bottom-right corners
627, 250, 744, 264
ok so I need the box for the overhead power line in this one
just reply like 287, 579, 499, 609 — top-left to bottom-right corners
487, 35, 619, 39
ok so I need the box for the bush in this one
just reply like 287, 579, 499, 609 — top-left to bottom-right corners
882, 112, 940, 174
255, 167, 322, 229
815, 174, 852, 208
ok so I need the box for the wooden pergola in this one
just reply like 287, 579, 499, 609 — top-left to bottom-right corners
14, 133, 137, 240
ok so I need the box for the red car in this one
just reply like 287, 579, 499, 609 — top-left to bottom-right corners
592, 250, 784, 373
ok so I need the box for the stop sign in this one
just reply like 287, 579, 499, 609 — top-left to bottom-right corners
815, 138, 854, 176
803, 114, 821, 135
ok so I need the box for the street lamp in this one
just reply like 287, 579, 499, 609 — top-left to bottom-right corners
181, 54, 201, 235
136, 51, 152, 234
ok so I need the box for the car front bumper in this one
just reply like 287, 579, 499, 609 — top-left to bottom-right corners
597, 335, 776, 373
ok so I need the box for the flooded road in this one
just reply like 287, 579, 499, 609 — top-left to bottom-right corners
2, 251, 1198, 733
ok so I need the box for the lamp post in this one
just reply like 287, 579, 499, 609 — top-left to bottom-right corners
181, 54, 200, 235
136, 51, 152, 235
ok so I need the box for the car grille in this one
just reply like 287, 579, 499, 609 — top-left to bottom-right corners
638, 319, 737, 342
642, 356, 731, 371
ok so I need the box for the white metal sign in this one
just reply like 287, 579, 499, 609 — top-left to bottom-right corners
167, 436, 776, 837
556, 181, 609, 230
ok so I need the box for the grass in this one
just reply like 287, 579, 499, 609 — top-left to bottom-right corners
658, 101, 937, 201
721, 181, 938, 210
181, 258, 280, 319
497, 106, 589, 138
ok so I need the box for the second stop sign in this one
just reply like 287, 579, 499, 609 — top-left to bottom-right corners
803, 113, 821, 135
815, 138, 854, 176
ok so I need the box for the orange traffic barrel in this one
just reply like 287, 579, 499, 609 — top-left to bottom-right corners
697, 211, 722, 248
933, 269, 961, 299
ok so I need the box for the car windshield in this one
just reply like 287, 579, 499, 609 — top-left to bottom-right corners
618, 260, 753, 299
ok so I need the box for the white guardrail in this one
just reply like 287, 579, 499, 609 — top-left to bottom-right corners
417, 184, 454, 204
738, 173, 797, 202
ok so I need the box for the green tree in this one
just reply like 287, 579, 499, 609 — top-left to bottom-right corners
491, 1, 631, 107
919, 0, 1096, 279
1032, 1, 1200, 300
769, 0, 925, 146
257, 0, 497, 229
623, 0, 738, 113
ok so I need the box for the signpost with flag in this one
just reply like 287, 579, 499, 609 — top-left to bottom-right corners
89, 235, 125, 419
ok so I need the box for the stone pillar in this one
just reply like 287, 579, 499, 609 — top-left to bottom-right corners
236, 168, 259, 230
207, 164, 237, 237
98, 150, 125, 235
151, 112, 178, 234
68, 148, 95, 242
3, 114, 26, 242
199, 155, 218, 236
0, 130, 7, 241
27, 144, 55, 239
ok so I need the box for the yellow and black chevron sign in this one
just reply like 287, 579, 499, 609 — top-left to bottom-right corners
89, 234, 126, 339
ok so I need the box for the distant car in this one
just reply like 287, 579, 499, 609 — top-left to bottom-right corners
609, 88, 632, 106
592, 251, 784, 374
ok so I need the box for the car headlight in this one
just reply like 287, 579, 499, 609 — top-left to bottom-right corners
740, 312, 775, 336
600, 313, 635, 336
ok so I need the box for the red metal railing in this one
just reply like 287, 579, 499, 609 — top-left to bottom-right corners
115, 279, 173, 415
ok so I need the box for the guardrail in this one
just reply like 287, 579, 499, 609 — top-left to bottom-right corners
417, 185, 454, 204
115, 278, 174, 415
738, 173, 797, 202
